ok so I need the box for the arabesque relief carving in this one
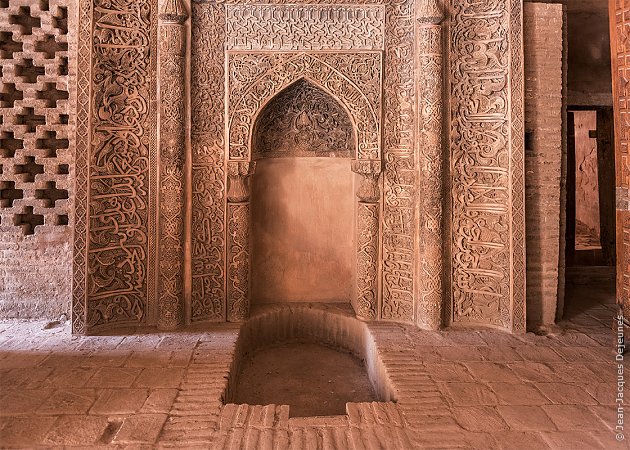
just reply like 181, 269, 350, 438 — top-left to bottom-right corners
417, 0, 445, 330
381, 0, 416, 322
252, 80, 355, 159
352, 160, 382, 203
448, 0, 525, 331
71, 0, 527, 334
228, 52, 382, 161
353, 160, 382, 320
73, 0, 92, 333
190, 2, 226, 322
157, 0, 187, 330
227, 161, 256, 204
227, 161, 256, 321
226, 4, 385, 51
82, 0, 158, 330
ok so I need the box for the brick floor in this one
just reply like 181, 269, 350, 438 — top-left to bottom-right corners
0, 287, 625, 449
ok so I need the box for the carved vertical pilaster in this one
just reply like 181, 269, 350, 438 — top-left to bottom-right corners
190, 3, 226, 322
382, 0, 416, 322
157, 0, 187, 330
227, 161, 256, 322
417, 0, 444, 330
352, 160, 381, 320
448, 0, 525, 331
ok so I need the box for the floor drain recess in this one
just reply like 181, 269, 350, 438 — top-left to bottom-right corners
224, 305, 398, 419
233, 341, 378, 417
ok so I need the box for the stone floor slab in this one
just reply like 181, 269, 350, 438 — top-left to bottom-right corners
0, 416, 56, 447
0, 277, 618, 449
540, 431, 607, 449
0, 389, 53, 415
452, 406, 509, 432
141, 389, 179, 413
113, 413, 167, 444
89, 367, 142, 388
43, 415, 111, 446
496, 405, 557, 431
90, 388, 150, 415
37, 388, 98, 415
534, 382, 598, 405
541, 405, 609, 431
489, 382, 550, 406
134, 368, 185, 388
440, 383, 498, 406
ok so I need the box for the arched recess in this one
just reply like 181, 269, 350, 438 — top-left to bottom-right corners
250, 79, 357, 305
252, 78, 357, 159
224, 53, 383, 322
228, 53, 380, 161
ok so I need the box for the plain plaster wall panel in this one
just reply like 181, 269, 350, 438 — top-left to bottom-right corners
250, 158, 355, 304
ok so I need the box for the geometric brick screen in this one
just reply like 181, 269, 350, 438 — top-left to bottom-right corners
0, 0, 72, 235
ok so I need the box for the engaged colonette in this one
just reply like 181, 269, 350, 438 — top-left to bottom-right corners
72, 0, 525, 334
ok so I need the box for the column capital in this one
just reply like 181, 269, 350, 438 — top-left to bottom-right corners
352, 160, 381, 203
417, 0, 445, 25
160, 0, 189, 24
227, 161, 256, 203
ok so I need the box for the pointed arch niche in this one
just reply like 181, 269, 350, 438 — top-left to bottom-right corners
224, 52, 383, 322
251, 79, 355, 306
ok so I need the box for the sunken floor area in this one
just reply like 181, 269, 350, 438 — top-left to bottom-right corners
233, 342, 378, 417
0, 283, 622, 449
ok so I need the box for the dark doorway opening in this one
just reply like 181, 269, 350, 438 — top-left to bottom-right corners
562, 107, 616, 324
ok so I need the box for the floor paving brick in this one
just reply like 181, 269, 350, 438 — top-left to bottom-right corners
88, 367, 142, 388
42, 415, 111, 446
464, 362, 522, 383
534, 382, 598, 405
508, 361, 558, 383
90, 388, 150, 415
134, 367, 185, 388
452, 406, 509, 432
496, 405, 558, 431
584, 382, 616, 405
112, 413, 167, 444
489, 382, 550, 406
440, 382, 499, 406
493, 431, 551, 450
37, 388, 98, 415
541, 405, 609, 431
0, 416, 57, 447
0, 389, 53, 415
540, 431, 607, 449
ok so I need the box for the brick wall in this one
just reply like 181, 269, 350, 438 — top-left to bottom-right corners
524, 3, 565, 328
0, 0, 76, 319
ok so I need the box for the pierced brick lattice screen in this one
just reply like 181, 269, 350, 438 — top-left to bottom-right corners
0, 0, 73, 235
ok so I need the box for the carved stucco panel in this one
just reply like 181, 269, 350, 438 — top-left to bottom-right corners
381, 0, 416, 322
449, 0, 525, 331
252, 79, 355, 159
73, 0, 92, 333
81, 0, 158, 330
226, 4, 385, 51
357, 202, 380, 320
416, 0, 445, 331
227, 52, 382, 161
190, 2, 227, 321
157, 3, 187, 330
